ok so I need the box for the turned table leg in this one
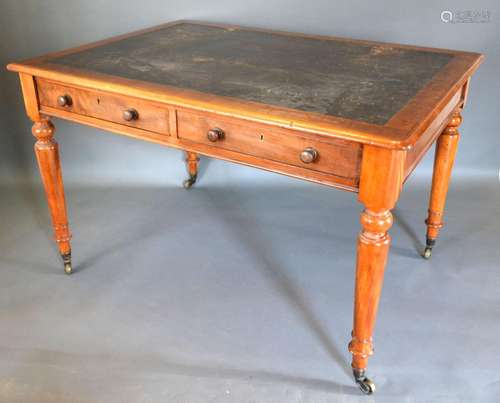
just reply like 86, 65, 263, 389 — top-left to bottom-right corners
423, 111, 461, 259
348, 146, 405, 394
183, 151, 199, 189
349, 208, 392, 394
32, 119, 73, 274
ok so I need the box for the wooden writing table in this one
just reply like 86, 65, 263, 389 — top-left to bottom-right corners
7, 21, 483, 394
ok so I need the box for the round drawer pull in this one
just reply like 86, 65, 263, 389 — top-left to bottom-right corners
300, 147, 319, 163
57, 95, 72, 107
123, 109, 139, 121
207, 127, 224, 142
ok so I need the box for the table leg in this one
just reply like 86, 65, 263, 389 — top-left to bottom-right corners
183, 151, 199, 189
423, 111, 462, 259
348, 146, 404, 394
348, 208, 392, 394
32, 119, 72, 274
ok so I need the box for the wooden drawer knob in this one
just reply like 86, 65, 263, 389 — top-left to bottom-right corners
123, 108, 139, 121
300, 147, 319, 163
207, 127, 224, 142
57, 94, 72, 107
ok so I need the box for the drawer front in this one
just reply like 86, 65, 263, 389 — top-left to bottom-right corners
178, 110, 361, 180
37, 79, 170, 135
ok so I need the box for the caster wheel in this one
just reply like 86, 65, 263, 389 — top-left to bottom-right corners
353, 369, 376, 395
422, 247, 432, 259
183, 174, 197, 189
61, 253, 72, 275
64, 262, 73, 275
356, 377, 376, 395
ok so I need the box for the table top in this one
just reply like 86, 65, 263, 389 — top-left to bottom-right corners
8, 21, 483, 149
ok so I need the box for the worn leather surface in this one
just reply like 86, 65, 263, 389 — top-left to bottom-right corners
52, 23, 453, 125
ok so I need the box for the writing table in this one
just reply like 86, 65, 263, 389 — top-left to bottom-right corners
7, 21, 483, 394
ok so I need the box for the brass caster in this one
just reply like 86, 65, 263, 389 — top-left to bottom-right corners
62, 253, 72, 275
353, 369, 376, 395
357, 377, 376, 395
422, 238, 435, 260
183, 174, 197, 189
64, 263, 73, 275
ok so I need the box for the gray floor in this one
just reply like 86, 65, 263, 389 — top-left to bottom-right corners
0, 178, 499, 402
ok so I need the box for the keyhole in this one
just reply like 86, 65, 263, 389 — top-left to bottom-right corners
260, 134, 264, 141
97, 98, 100, 104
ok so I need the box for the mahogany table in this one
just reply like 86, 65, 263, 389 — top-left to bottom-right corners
7, 21, 483, 394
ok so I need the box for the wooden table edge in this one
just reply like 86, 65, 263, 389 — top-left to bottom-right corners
7, 62, 410, 149
389, 52, 484, 146
6, 20, 484, 151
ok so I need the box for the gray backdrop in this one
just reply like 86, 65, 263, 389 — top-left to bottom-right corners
0, 0, 498, 186
1, 1, 499, 402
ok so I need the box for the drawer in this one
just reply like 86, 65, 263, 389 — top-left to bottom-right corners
177, 110, 361, 180
36, 79, 170, 135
